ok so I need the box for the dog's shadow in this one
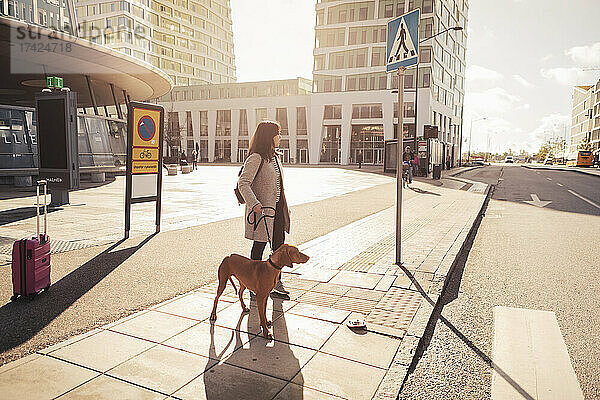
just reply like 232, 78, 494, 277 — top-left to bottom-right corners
203, 296, 304, 399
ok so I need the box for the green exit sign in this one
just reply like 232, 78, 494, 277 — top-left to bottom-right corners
46, 76, 63, 89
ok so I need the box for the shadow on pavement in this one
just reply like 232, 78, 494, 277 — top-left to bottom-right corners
0, 206, 61, 226
0, 233, 155, 356
408, 187, 441, 196
204, 297, 302, 399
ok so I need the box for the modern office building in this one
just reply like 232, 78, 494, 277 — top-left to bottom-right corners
160, 0, 469, 166
311, 0, 468, 165
569, 83, 600, 155
73, 0, 236, 86
158, 78, 312, 163
1, 1, 172, 184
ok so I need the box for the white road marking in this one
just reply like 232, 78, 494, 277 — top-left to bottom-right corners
523, 194, 552, 208
556, 183, 564, 187
546, 177, 552, 181
492, 306, 584, 400
568, 190, 600, 209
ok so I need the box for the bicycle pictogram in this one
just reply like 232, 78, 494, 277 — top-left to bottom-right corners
139, 149, 152, 159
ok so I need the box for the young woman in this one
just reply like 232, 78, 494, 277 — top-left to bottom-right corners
237, 121, 290, 295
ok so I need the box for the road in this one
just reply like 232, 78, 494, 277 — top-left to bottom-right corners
400, 165, 600, 400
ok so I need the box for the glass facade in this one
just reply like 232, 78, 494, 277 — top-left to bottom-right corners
0, 105, 126, 173
351, 124, 384, 165
320, 125, 341, 163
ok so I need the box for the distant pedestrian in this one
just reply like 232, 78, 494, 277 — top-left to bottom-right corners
413, 153, 420, 177
403, 146, 414, 183
357, 150, 363, 169
180, 150, 187, 166
237, 121, 290, 296
192, 149, 198, 169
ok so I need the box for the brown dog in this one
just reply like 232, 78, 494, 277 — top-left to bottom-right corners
209, 244, 309, 338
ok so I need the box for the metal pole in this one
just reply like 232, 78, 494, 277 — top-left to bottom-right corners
396, 67, 405, 266
467, 118, 473, 163
413, 62, 419, 159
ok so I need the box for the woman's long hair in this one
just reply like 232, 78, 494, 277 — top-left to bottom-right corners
248, 121, 280, 161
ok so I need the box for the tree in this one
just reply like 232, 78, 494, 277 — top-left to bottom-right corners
578, 136, 592, 151
536, 141, 552, 161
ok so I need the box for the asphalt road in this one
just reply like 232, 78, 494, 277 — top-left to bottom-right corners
400, 165, 600, 400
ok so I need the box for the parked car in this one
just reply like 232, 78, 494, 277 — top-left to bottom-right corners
504, 156, 514, 163
471, 157, 485, 166
544, 156, 553, 165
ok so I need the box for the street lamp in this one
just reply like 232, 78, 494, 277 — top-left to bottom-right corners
412, 26, 463, 167
467, 117, 486, 163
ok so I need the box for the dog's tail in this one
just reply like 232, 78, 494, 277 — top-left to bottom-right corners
228, 277, 238, 295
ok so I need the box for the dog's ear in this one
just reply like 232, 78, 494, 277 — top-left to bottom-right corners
282, 245, 293, 267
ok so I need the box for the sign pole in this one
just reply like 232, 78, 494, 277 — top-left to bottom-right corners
396, 66, 406, 266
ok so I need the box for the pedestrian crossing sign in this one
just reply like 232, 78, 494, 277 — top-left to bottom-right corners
386, 9, 420, 72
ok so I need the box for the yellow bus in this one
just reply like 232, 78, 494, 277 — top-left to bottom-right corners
566, 150, 593, 167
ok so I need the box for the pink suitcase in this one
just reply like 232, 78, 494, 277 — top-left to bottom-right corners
11, 181, 51, 301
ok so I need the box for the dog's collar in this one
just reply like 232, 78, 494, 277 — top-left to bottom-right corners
268, 257, 283, 270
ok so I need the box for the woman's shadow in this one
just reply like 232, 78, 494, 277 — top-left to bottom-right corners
204, 296, 304, 399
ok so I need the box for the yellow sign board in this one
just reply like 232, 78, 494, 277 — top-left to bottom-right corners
132, 160, 159, 174
131, 106, 161, 174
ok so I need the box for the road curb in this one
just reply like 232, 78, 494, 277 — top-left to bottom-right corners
379, 183, 494, 399
447, 165, 483, 177
521, 164, 600, 178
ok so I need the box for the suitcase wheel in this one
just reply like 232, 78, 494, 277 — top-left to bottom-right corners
10, 294, 19, 302
43, 285, 50, 292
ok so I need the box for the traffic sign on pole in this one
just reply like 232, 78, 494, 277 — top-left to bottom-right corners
387, 9, 420, 266
386, 9, 420, 72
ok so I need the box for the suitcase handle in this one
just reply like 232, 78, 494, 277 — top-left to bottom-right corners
36, 180, 47, 240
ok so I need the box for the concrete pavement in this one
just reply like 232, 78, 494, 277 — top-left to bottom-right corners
0, 166, 488, 399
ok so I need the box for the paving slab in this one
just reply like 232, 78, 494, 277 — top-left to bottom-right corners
162, 322, 253, 362
172, 362, 287, 400
320, 323, 400, 369
109, 310, 199, 343
49, 329, 156, 372
57, 375, 165, 399
0, 355, 99, 400
225, 335, 316, 381
106, 344, 215, 396
293, 351, 387, 400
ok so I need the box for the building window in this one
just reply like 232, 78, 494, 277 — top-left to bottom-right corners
216, 110, 231, 136
199, 111, 208, 136
359, 7, 367, 20
324, 105, 342, 120
239, 109, 248, 136
214, 139, 231, 161
396, 1, 405, 16
420, 48, 431, 63
297, 107, 307, 135
423, 0, 433, 13
351, 125, 384, 165
352, 104, 383, 119
256, 108, 267, 122
404, 102, 415, 118
384, 4, 393, 18
186, 111, 193, 136
349, 31, 357, 45
320, 126, 341, 163
276, 108, 289, 135
422, 72, 431, 87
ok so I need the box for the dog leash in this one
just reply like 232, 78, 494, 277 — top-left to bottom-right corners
246, 206, 275, 252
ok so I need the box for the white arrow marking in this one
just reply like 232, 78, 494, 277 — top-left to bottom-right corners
523, 193, 552, 208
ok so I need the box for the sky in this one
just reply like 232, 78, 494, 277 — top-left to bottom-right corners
230, 0, 600, 154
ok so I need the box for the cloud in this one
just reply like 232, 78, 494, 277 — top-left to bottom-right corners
466, 65, 503, 83
513, 74, 534, 88
540, 67, 595, 86
529, 113, 571, 143
566, 42, 600, 66
464, 87, 522, 117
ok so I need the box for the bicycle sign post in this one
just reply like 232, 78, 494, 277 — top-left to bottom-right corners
387, 8, 420, 266
125, 102, 165, 238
